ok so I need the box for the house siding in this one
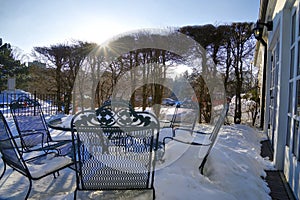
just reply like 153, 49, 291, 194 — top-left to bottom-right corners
255, 0, 300, 199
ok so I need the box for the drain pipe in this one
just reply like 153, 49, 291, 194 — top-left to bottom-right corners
253, 20, 272, 129
259, 38, 267, 129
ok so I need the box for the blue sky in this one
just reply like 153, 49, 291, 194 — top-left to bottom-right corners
0, 0, 260, 56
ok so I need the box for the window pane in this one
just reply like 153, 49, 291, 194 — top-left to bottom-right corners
299, 7, 300, 36
270, 70, 274, 87
292, 12, 296, 44
295, 80, 300, 115
270, 89, 274, 108
293, 120, 299, 158
286, 116, 291, 146
276, 42, 280, 62
289, 82, 293, 113
291, 47, 295, 78
298, 42, 300, 75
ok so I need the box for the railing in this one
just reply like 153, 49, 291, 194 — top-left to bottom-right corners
0, 91, 59, 117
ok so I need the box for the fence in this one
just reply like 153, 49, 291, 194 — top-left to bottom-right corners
0, 91, 59, 117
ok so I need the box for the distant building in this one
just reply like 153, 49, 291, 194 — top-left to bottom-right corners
28, 61, 47, 68
254, 0, 300, 199
7, 77, 15, 91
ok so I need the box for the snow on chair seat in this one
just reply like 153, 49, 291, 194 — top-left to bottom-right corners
26, 153, 73, 178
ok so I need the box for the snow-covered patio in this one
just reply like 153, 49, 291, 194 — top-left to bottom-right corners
0, 114, 273, 200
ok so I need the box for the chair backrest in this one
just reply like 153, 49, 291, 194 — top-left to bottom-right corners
96, 100, 157, 128
170, 102, 199, 134
10, 96, 52, 150
0, 111, 28, 176
199, 103, 229, 174
208, 104, 229, 147
71, 102, 159, 192
169, 103, 181, 128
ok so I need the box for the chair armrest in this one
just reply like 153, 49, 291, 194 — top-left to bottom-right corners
19, 131, 45, 149
162, 136, 211, 146
173, 127, 210, 136
20, 132, 64, 155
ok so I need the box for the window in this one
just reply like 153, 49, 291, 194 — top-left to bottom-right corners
291, 47, 295, 78
293, 119, 299, 158
286, 117, 292, 146
289, 82, 294, 113
287, 82, 293, 147
298, 42, 300, 75
298, 6, 300, 36
292, 12, 296, 44
295, 80, 300, 115
289, 8, 300, 155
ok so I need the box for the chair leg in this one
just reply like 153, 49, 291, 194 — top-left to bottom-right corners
74, 188, 77, 200
0, 162, 6, 180
25, 178, 32, 200
53, 170, 61, 178
53, 171, 60, 178
199, 155, 208, 175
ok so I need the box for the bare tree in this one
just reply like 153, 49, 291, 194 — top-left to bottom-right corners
34, 41, 96, 113
230, 23, 255, 124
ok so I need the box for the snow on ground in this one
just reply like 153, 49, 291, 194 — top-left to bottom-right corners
227, 95, 260, 126
0, 108, 273, 200
154, 124, 272, 200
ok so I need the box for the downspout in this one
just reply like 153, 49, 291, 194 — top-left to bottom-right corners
256, 0, 269, 130
259, 38, 267, 130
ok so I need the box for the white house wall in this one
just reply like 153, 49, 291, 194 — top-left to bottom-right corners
271, 0, 300, 199
283, 2, 300, 199
256, 0, 300, 199
275, 8, 291, 171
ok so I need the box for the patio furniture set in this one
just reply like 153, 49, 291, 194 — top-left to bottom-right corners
0, 96, 228, 199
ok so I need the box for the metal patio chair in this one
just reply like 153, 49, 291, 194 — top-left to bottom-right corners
71, 101, 160, 199
158, 101, 202, 147
9, 96, 73, 156
197, 103, 229, 174
158, 102, 181, 128
162, 103, 229, 174
0, 110, 74, 199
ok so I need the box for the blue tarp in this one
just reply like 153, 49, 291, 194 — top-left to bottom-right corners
0, 89, 31, 104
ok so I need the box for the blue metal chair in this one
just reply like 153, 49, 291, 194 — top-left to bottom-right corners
71, 100, 160, 199
0, 110, 74, 199
162, 104, 229, 174
10, 96, 73, 156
